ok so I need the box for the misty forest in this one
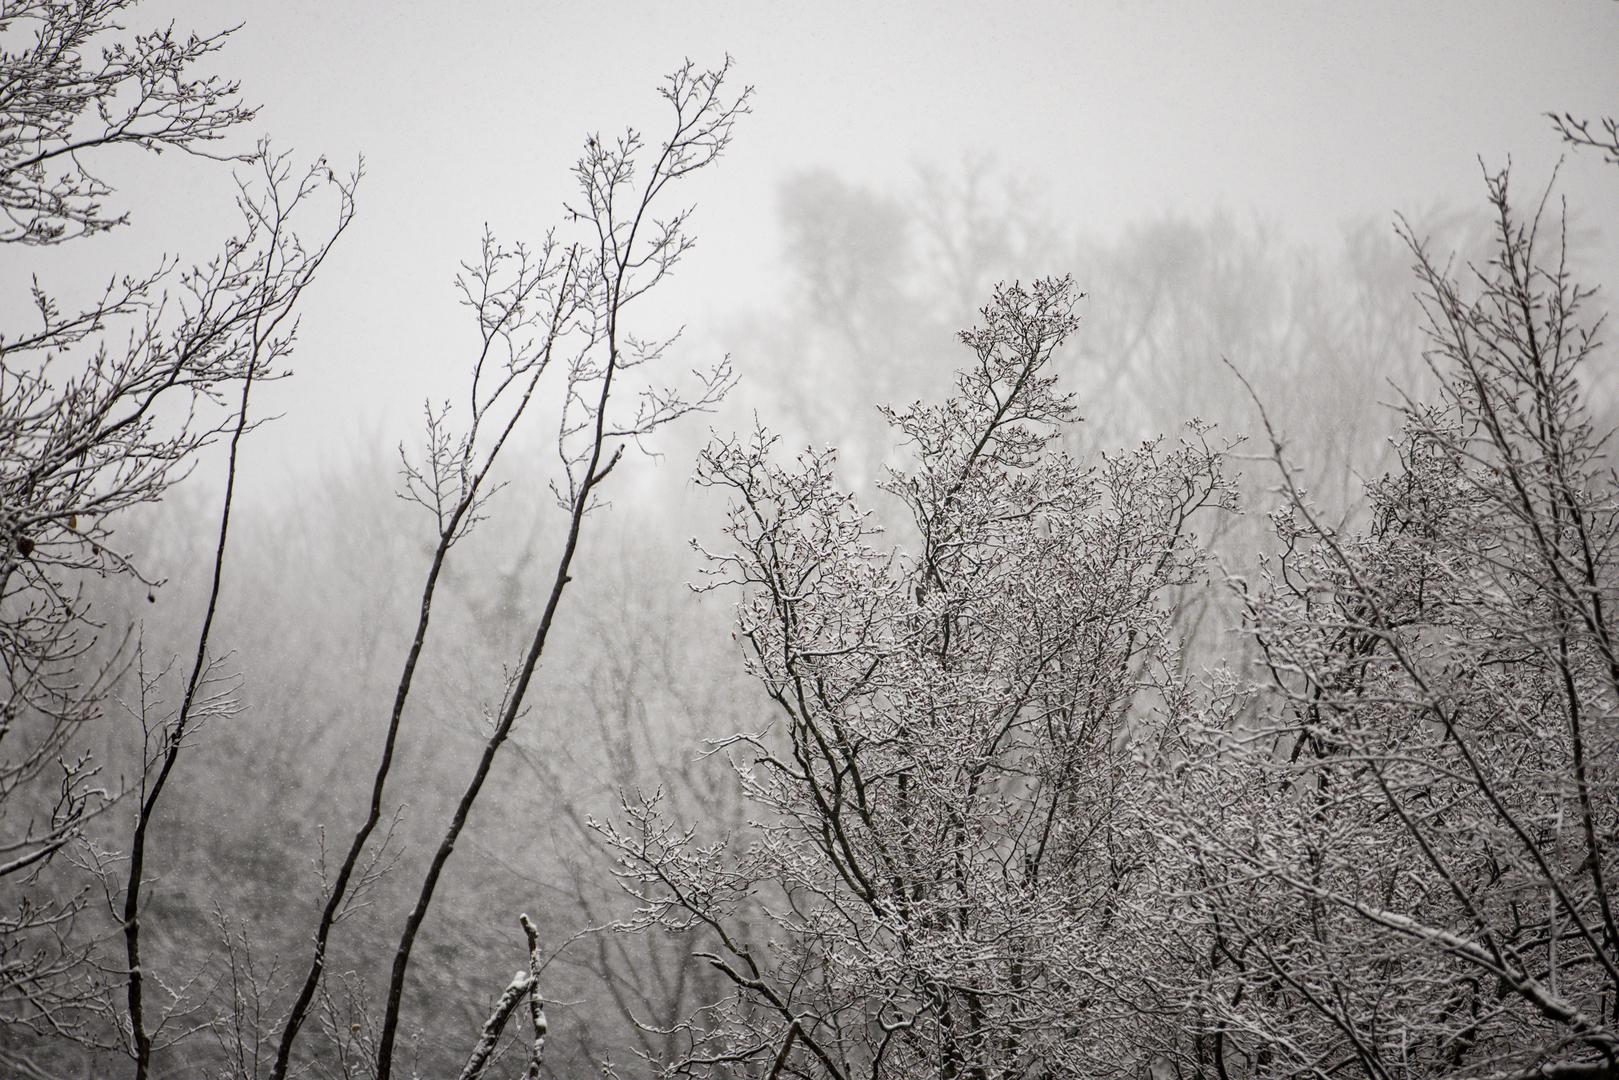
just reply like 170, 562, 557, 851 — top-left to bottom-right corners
4, 2, 1619, 1078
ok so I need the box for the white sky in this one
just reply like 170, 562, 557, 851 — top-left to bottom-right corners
10, 1, 1619, 482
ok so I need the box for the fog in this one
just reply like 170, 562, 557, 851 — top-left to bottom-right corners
5, 3, 1619, 1077
15, 2, 1619, 477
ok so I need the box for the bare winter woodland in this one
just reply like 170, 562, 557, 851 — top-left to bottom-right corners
3, 3, 1619, 1079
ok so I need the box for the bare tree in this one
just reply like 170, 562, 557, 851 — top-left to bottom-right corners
456, 913, 549, 1080
1, 0, 357, 1064
266, 57, 751, 1080
1551, 112, 1619, 167
1, 0, 255, 245
600, 277, 1235, 1079
1165, 165, 1619, 1079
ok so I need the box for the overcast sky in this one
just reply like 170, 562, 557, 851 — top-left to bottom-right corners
13, 1, 1619, 483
